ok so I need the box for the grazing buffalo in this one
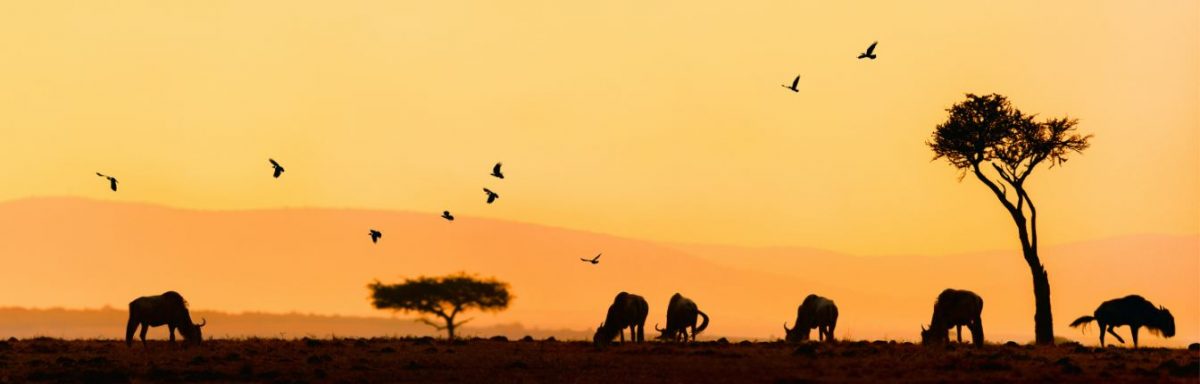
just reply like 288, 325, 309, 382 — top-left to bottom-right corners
655, 293, 709, 342
1070, 295, 1175, 348
783, 294, 839, 342
920, 289, 983, 346
126, 291, 206, 348
593, 291, 649, 347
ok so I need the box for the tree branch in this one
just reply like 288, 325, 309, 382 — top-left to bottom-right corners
453, 317, 475, 328
418, 318, 447, 330
972, 162, 1020, 216
1018, 187, 1038, 251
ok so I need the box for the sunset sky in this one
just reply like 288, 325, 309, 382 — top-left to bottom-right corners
1, 1, 1196, 255
0, 1, 1197, 347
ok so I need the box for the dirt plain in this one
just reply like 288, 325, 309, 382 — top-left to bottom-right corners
0, 337, 1196, 383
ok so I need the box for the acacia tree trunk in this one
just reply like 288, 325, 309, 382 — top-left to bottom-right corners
1015, 202, 1055, 346
1028, 259, 1054, 345
444, 315, 456, 340
975, 167, 1055, 345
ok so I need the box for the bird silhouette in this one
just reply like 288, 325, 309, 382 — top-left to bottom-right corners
95, 173, 118, 191
483, 188, 499, 204
858, 41, 878, 60
268, 158, 285, 178
782, 75, 800, 92
442, 211, 455, 221
368, 229, 382, 244
581, 253, 601, 264
491, 162, 504, 179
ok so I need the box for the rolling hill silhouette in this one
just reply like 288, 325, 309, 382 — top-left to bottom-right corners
0, 197, 1194, 346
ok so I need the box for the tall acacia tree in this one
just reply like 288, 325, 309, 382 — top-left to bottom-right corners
369, 273, 512, 339
928, 94, 1091, 345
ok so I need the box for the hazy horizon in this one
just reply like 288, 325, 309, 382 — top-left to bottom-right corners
0, 197, 1195, 347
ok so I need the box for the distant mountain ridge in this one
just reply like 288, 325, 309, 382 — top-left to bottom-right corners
0, 197, 1195, 346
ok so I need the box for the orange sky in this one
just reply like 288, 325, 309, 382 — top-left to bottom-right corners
1, 1, 1196, 255
0, 1, 1197, 346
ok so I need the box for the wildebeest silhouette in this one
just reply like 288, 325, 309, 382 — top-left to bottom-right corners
655, 293, 709, 342
1070, 295, 1175, 348
593, 291, 649, 347
784, 294, 839, 342
921, 289, 983, 346
126, 291, 206, 348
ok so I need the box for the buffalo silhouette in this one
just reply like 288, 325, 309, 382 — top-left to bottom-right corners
920, 289, 983, 346
126, 291, 206, 348
784, 294, 839, 342
655, 293, 709, 342
1070, 295, 1175, 348
593, 291, 649, 347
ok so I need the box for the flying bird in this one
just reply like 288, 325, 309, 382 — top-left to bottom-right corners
368, 229, 382, 244
95, 172, 118, 191
782, 75, 800, 92
268, 158, 285, 178
491, 162, 504, 179
581, 253, 601, 265
483, 188, 499, 204
441, 211, 455, 221
858, 41, 878, 60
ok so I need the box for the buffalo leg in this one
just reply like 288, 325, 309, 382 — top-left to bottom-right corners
139, 324, 149, 348
125, 318, 138, 347
1098, 321, 1107, 347
956, 325, 963, 343
1105, 324, 1125, 344
168, 325, 176, 343
970, 318, 984, 346
1130, 325, 1140, 349
636, 324, 644, 343
618, 328, 625, 344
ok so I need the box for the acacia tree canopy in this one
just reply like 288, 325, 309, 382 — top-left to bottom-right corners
368, 273, 512, 339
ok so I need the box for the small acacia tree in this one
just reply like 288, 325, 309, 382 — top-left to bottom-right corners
927, 93, 1091, 345
368, 273, 512, 339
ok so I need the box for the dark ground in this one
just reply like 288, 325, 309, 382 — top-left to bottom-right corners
0, 337, 1196, 383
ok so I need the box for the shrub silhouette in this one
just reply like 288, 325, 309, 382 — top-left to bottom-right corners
368, 273, 512, 340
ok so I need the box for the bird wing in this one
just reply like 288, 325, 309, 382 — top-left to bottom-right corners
96, 172, 105, 177
484, 188, 493, 194
269, 158, 280, 167
791, 76, 800, 88
866, 41, 877, 54
493, 163, 502, 174
594, 253, 602, 261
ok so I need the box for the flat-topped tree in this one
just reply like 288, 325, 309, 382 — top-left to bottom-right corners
927, 93, 1091, 345
369, 273, 512, 340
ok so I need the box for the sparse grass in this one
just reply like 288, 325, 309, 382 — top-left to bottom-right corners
0, 338, 1194, 383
